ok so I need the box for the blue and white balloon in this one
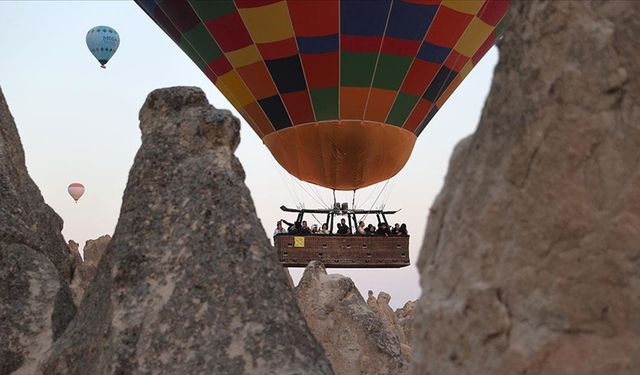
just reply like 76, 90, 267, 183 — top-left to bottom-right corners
86, 26, 119, 68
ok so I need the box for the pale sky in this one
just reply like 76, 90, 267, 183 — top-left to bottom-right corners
0, 1, 498, 308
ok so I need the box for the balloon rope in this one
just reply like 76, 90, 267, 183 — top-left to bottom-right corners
362, 179, 390, 223
313, 183, 332, 209
380, 175, 397, 210
370, 180, 389, 210
352, 190, 356, 210
304, 181, 330, 208
310, 213, 323, 226
278, 168, 302, 209
358, 182, 382, 209
291, 177, 327, 209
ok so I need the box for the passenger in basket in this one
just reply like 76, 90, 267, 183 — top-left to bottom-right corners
357, 221, 366, 235
282, 219, 302, 235
387, 223, 394, 235
300, 220, 312, 235
337, 218, 350, 235
375, 222, 389, 236
311, 224, 319, 234
366, 224, 376, 235
273, 220, 287, 236
391, 223, 400, 235
320, 223, 330, 234
399, 223, 409, 236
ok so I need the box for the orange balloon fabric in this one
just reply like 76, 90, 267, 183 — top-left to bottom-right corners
135, 0, 509, 190
264, 121, 416, 190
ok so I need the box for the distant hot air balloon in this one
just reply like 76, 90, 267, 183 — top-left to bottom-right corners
68, 183, 85, 203
86, 25, 120, 68
135, 0, 509, 190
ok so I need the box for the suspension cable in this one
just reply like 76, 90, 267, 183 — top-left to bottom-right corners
380, 175, 398, 210
291, 177, 326, 208
305, 180, 330, 208
309, 213, 324, 226
278, 168, 301, 209
361, 179, 390, 223
357, 181, 382, 210
352, 189, 356, 210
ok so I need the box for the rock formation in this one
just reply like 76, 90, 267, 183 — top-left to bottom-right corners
395, 300, 415, 346
413, 1, 640, 374
82, 235, 110, 267
0, 87, 76, 374
68, 235, 111, 305
40, 87, 332, 374
284, 267, 295, 289
297, 261, 407, 375
67, 240, 82, 270
367, 290, 410, 360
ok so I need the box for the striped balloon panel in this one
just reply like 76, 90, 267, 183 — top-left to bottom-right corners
135, 0, 509, 139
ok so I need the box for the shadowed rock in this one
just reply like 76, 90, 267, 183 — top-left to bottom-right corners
68, 235, 111, 305
297, 261, 407, 375
67, 240, 82, 272
394, 300, 415, 347
367, 290, 411, 362
0, 87, 76, 374
40, 87, 332, 374
412, 1, 640, 374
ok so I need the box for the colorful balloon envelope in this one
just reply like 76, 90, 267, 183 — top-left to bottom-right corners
68, 183, 85, 202
135, 0, 509, 190
86, 26, 120, 68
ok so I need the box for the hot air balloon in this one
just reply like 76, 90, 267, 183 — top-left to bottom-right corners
68, 183, 85, 203
135, 0, 508, 191
86, 26, 120, 68
135, 0, 509, 268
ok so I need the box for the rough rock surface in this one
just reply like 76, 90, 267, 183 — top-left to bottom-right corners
284, 267, 295, 289
67, 240, 82, 270
395, 300, 416, 347
40, 87, 332, 374
82, 235, 110, 267
413, 1, 640, 374
367, 291, 411, 362
367, 291, 408, 346
0, 87, 76, 374
297, 261, 407, 375
68, 235, 111, 305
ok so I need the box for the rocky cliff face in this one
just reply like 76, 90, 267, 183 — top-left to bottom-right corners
68, 235, 111, 305
367, 291, 411, 360
40, 87, 332, 374
395, 300, 416, 347
412, 1, 640, 374
0, 87, 74, 281
297, 261, 408, 375
67, 240, 82, 270
82, 235, 110, 268
0, 87, 76, 374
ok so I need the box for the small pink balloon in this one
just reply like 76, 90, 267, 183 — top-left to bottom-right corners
68, 183, 85, 203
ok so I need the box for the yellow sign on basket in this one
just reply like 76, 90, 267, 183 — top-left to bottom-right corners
294, 236, 305, 248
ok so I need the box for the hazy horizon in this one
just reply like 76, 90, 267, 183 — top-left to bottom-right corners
0, 1, 499, 308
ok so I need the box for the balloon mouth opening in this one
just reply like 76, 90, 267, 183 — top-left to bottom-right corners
263, 121, 417, 190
